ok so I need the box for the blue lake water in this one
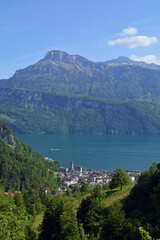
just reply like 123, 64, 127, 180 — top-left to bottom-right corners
17, 134, 160, 172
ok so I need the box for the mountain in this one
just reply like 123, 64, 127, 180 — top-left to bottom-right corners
1, 50, 160, 103
105, 56, 160, 70
0, 87, 160, 135
1, 50, 160, 134
0, 119, 60, 190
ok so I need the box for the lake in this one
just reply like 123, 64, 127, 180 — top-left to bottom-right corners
17, 134, 160, 172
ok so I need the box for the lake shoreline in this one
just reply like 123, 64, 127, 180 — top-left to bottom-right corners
17, 134, 160, 172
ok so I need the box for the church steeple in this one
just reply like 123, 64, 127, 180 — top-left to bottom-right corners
69, 162, 74, 172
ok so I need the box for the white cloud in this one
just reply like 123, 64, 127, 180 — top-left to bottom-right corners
119, 27, 138, 36
108, 36, 158, 48
129, 54, 160, 65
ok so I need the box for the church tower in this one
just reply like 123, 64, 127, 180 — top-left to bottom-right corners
69, 162, 74, 172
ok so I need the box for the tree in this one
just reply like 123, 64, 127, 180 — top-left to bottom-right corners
139, 227, 153, 240
102, 201, 126, 239
39, 198, 63, 240
77, 189, 103, 237
80, 181, 89, 194
60, 198, 80, 240
139, 226, 160, 240
65, 186, 71, 196
14, 193, 24, 207
0, 184, 31, 240
93, 185, 103, 199
109, 167, 131, 190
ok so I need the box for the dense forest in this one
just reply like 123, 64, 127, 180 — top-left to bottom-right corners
0, 120, 61, 191
0, 121, 61, 239
1, 88, 160, 134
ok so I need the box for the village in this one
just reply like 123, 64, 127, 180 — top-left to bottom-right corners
55, 161, 140, 191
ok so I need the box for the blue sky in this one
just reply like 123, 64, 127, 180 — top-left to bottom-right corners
1, 0, 160, 78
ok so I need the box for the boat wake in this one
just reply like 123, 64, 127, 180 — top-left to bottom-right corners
51, 148, 61, 151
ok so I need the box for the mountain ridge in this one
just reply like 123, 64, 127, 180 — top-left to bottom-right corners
11, 50, 160, 76
1, 50, 160, 134
105, 56, 160, 70
1, 50, 160, 104
2, 50, 160, 80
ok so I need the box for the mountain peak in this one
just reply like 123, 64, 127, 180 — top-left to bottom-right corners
105, 56, 160, 70
116, 56, 133, 63
105, 56, 133, 66
43, 50, 78, 64
44, 50, 70, 62
43, 50, 91, 65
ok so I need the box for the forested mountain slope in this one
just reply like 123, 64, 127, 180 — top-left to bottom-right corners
0, 120, 60, 191
1, 50, 160, 134
1, 88, 160, 134
1, 50, 160, 104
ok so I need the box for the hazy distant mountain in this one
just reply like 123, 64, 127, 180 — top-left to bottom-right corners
1, 50, 160, 103
105, 56, 160, 70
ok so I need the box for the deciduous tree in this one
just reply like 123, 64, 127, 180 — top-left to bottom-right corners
109, 167, 131, 190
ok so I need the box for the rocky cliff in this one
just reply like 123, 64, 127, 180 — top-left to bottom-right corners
0, 120, 16, 147
0, 87, 107, 110
0, 87, 160, 135
1, 50, 160, 104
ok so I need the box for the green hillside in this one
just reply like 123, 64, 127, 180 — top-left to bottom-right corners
0, 120, 60, 191
39, 163, 160, 240
0, 121, 62, 239
1, 88, 160, 134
